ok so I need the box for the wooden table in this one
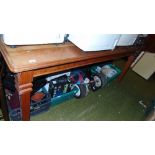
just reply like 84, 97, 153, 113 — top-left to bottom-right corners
0, 41, 142, 121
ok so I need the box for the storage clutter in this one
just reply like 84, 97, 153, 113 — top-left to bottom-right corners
3, 63, 121, 120
3, 73, 51, 121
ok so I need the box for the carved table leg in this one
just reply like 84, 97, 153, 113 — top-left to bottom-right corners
118, 55, 136, 82
15, 71, 33, 121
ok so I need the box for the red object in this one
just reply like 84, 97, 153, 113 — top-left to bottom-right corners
31, 92, 45, 102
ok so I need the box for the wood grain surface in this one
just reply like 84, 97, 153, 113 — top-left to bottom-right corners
0, 41, 140, 74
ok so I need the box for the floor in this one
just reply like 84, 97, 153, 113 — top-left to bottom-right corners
0, 60, 155, 121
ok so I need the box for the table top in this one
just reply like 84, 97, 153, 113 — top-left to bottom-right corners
0, 41, 140, 73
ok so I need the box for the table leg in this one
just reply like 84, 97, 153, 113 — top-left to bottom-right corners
118, 55, 135, 82
15, 71, 33, 121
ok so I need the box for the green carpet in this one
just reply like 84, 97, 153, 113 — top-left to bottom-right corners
31, 60, 155, 121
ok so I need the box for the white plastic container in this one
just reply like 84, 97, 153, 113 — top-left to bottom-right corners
68, 34, 121, 51
117, 34, 139, 46
2, 34, 65, 45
